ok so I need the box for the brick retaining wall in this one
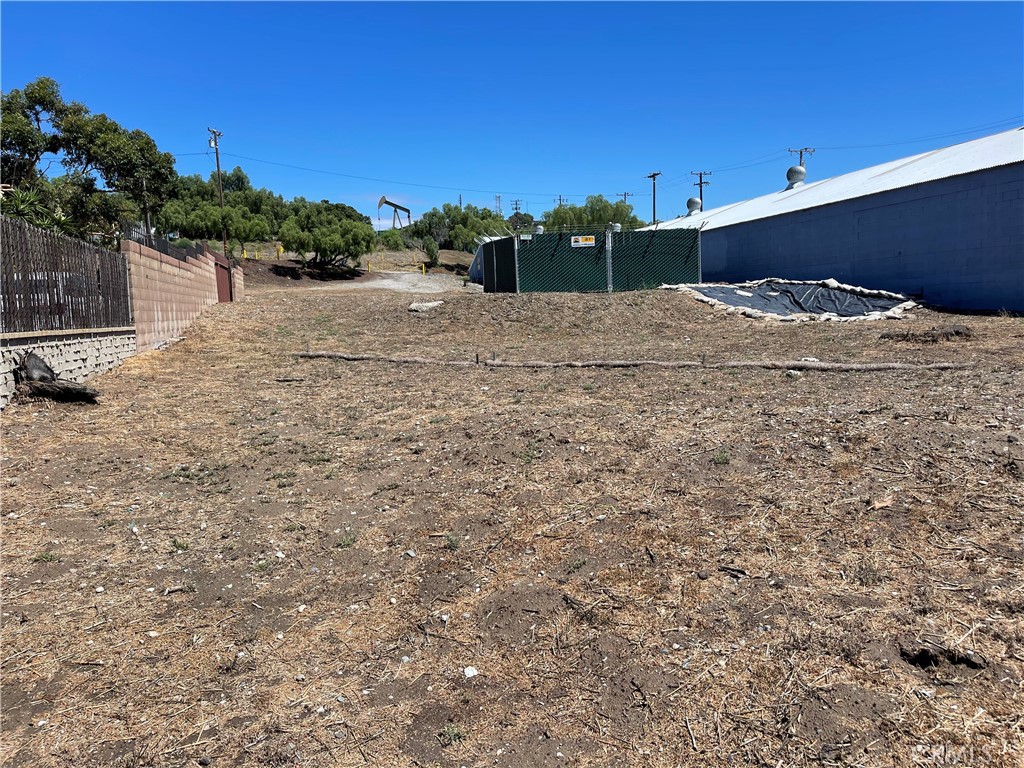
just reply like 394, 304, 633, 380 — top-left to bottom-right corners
123, 241, 244, 352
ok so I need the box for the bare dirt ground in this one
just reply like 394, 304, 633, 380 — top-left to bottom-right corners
2, 272, 1022, 768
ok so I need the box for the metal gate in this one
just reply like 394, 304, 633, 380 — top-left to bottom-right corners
214, 258, 233, 302
516, 231, 608, 293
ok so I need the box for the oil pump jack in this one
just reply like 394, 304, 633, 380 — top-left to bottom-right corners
377, 196, 411, 229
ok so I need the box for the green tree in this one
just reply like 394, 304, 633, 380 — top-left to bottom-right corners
542, 195, 645, 230
1, 77, 175, 237
377, 228, 405, 250
0, 77, 68, 188
278, 202, 374, 268
508, 211, 535, 231
423, 235, 439, 267
408, 203, 507, 251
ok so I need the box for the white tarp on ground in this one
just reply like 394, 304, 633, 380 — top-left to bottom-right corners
663, 278, 917, 321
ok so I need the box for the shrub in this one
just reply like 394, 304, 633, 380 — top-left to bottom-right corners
377, 228, 405, 251
423, 236, 439, 267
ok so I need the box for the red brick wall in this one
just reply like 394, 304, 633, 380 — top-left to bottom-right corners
123, 241, 230, 352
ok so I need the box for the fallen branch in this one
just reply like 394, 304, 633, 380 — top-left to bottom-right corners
297, 351, 969, 373
16, 380, 99, 403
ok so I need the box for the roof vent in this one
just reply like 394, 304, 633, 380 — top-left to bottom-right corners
686, 197, 702, 216
785, 165, 807, 190
534, 225, 544, 234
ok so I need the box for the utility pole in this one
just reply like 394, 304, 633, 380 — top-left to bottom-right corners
691, 170, 712, 205
494, 194, 502, 216
554, 195, 566, 208
787, 147, 815, 167
646, 172, 662, 224
208, 127, 228, 258
618, 192, 633, 205
458, 194, 462, 208
511, 199, 521, 214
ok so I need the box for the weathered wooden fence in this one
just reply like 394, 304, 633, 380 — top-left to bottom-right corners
0, 216, 132, 333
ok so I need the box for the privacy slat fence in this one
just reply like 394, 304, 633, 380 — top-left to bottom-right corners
1, 216, 132, 334
482, 228, 701, 293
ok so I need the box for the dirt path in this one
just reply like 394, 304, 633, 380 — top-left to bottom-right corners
2, 284, 1022, 767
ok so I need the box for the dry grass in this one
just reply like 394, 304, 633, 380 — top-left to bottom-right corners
1, 278, 1022, 767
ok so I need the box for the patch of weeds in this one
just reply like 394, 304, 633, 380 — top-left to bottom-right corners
566, 557, 586, 574
283, 522, 306, 533
163, 462, 230, 492
253, 559, 274, 574
519, 438, 543, 465
335, 533, 358, 549
711, 448, 731, 466
98, 518, 117, 530
581, 383, 596, 392
253, 432, 278, 447
170, 538, 189, 553
302, 452, 333, 466
271, 470, 297, 489
854, 559, 886, 587
437, 724, 465, 747
32, 551, 58, 563
428, 415, 450, 425
371, 482, 400, 497
276, 326, 294, 337
444, 533, 461, 551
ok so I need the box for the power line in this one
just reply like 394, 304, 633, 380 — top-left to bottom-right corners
816, 117, 1022, 149
160, 115, 1020, 213
218, 151, 592, 198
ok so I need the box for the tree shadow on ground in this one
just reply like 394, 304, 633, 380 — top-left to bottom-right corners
270, 260, 361, 282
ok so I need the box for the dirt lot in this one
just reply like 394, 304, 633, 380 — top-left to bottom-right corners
2, 273, 1022, 767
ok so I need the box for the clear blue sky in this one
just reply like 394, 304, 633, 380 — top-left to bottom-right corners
2, 1, 1022, 226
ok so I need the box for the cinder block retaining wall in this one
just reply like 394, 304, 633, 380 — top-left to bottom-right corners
232, 266, 245, 303
123, 241, 221, 353
0, 328, 136, 408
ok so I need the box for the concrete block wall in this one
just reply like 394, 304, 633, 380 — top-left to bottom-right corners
0, 329, 136, 408
700, 163, 1024, 312
232, 265, 245, 302
123, 241, 220, 352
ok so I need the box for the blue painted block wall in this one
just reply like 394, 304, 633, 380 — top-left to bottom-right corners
700, 163, 1024, 311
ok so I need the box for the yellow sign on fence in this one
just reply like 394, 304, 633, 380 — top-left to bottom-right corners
571, 235, 596, 248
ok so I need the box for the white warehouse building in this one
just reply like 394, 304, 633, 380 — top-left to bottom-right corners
656, 127, 1024, 312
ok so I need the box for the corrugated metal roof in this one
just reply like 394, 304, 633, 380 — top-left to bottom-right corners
650, 127, 1024, 231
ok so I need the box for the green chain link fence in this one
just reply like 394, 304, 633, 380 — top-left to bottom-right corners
482, 228, 700, 293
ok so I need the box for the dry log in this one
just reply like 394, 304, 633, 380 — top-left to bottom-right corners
297, 351, 969, 373
714, 360, 968, 372
16, 379, 100, 403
